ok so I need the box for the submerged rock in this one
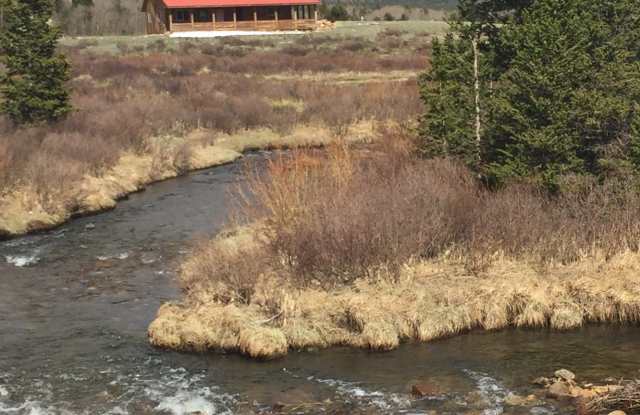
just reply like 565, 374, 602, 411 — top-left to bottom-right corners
465, 390, 492, 410
504, 393, 539, 407
411, 382, 441, 397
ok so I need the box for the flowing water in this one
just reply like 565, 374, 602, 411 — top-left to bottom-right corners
1, 153, 639, 415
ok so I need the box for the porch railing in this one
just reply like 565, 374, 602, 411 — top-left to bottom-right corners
171, 19, 317, 32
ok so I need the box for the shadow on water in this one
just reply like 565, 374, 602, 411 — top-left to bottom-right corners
0, 152, 638, 414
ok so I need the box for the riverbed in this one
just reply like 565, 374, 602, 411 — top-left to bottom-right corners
1, 153, 638, 414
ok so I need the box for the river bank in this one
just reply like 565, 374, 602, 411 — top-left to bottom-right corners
0, 122, 374, 238
149, 224, 640, 359
0, 29, 425, 240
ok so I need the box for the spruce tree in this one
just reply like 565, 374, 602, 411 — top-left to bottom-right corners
487, 0, 640, 184
418, 0, 498, 169
0, 0, 71, 124
418, 34, 483, 167
419, 0, 640, 185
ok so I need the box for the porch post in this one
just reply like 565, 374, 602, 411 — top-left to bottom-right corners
233, 8, 237, 29
292, 5, 297, 30
314, 4, 318, 24
212, 9, 215, 30
253, 7, 257, 29
190, 9, 194, 28
168, 11, 173, 32
274, 8, 278, 29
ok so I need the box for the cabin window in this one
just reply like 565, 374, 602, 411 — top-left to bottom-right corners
195, 9, 210, 22
173, 9, 188, 22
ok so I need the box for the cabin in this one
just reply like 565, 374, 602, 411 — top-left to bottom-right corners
141, 0, 321, 34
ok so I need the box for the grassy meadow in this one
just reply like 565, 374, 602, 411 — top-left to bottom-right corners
0, 21, 440, 237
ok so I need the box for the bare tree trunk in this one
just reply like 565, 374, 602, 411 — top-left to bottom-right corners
472, 35, 482, 163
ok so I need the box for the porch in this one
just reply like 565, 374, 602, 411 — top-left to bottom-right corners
168, 5, 318, 32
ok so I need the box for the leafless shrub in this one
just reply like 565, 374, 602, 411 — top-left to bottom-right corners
147, 38, 167, 53
339, 38, 373, 52
281, 45, 309, 56
225, 130, 640, 288
586, 381, 640, 415
181, 232, 276, 304
116, 41, 130, 54
199, 43, 220, 56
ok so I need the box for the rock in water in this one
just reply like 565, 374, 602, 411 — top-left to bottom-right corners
504, 393, 528, 406
547, 381, 573, 400
532, 376, 551, 387
411, 383, 440, 397
554, 369, 576, 382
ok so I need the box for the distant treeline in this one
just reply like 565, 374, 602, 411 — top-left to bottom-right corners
322, 0, 456, 9
54, 0, 146, 35
322, 0, 456, 21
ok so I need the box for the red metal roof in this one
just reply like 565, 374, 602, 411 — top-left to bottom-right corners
162, 0, 319, 8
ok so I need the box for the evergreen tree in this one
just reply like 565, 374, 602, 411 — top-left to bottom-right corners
419, 0, 640, 185
0, 0, 71, 124
417, 0, 501, 169
487, 0, 640, 184
0, 0, 10, 33
418, 34, 484, 167
326, 4, 350, 21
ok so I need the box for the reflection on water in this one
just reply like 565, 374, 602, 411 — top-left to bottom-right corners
0, 153, 639, 414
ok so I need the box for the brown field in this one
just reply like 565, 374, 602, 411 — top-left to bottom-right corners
0, 31, 428, 237
149, 139, 640, 358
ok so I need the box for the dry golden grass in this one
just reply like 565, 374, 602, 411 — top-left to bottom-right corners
0, 123, 374, 236
149, 227, 640, 358
263, 70, 418, 84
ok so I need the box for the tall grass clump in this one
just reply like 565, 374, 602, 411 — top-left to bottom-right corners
240, 140, 477, 284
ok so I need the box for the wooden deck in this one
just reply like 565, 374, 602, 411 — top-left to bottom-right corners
171, 19, 317, 32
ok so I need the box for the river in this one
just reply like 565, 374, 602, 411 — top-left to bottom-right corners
1, 153, 638, 414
